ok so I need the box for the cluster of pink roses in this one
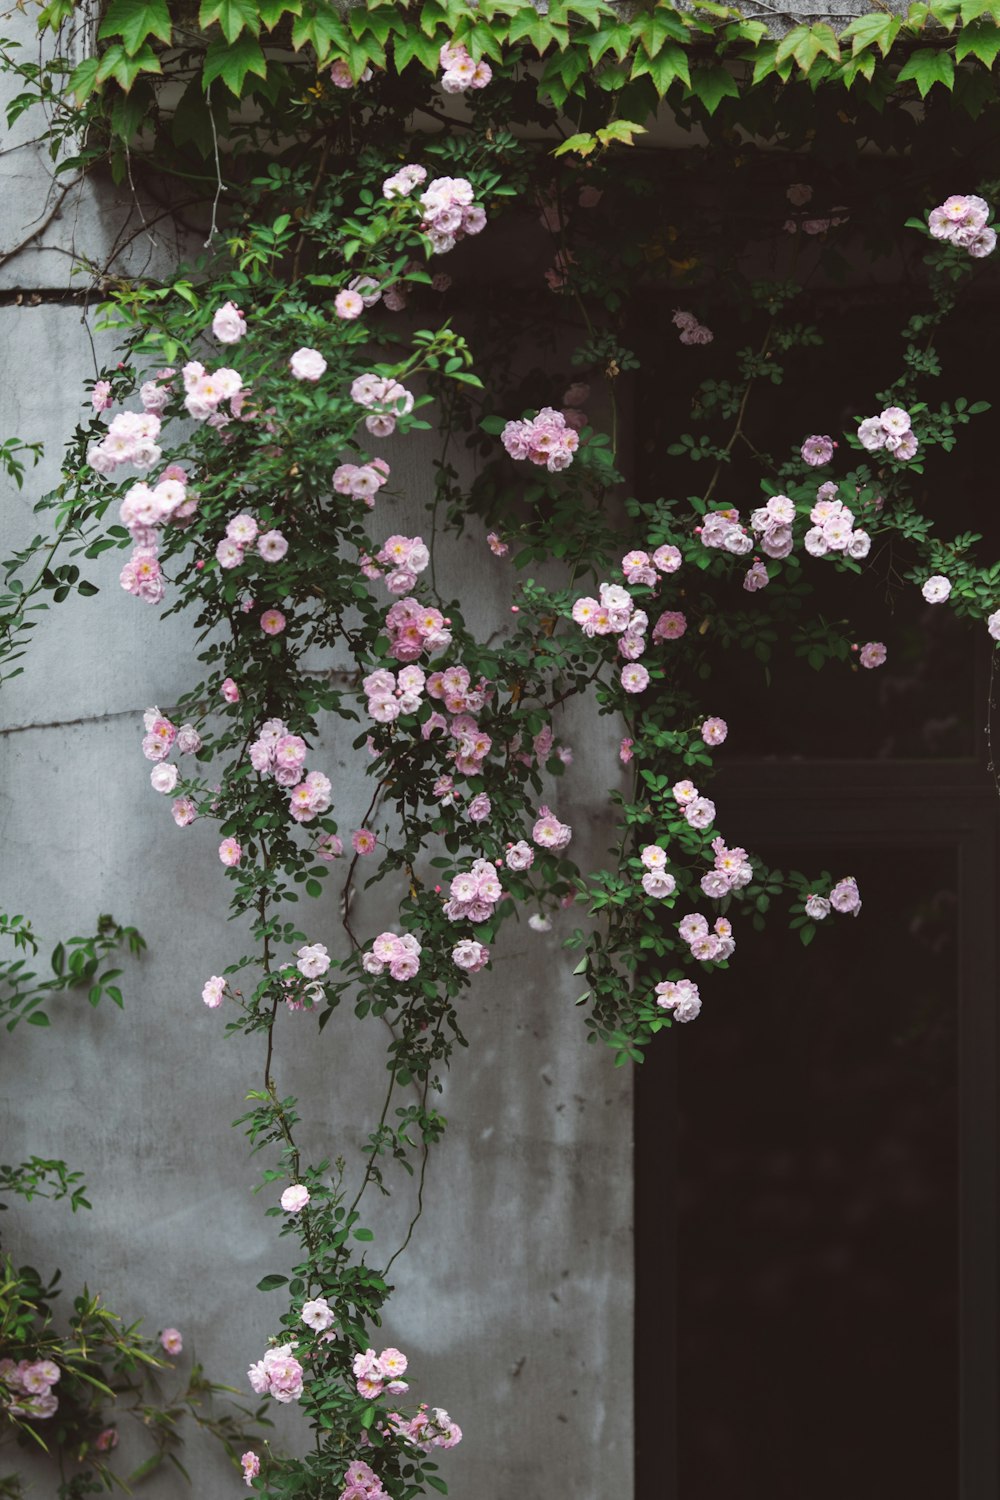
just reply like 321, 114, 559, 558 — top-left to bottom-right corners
383, 163, 427, 199
802, 486, 871, 560
87, 408, 163, 477
337, 1458, 389, 1500
654, 977, 702, 1023
140, 708, 201, 823
247, 1343, 304, 1404
928, 194, 996, 258
678, 911, 736, 965
442, 858, 504, 922
383, 597, 453, 662
697, 507, 753, 557
621, 544, 681, 586
439, 39, 491, 91
215, 513, 288, 570
362, 664, 428, 723
700, 837, 754, 899
0, 1357, 60, 1419
350, 373, 415, 437
804, 876, 862, 919
351, 1346, 409, 1400
419, 175, 487, 254
638, 844, 677, 900
362, 931, 422, 981
363, 534, 430, 594
857, 406, 919, 462
672, 779, 717, 832
672, 309, 713, 345
390, 1404, 463, 1451
333, 457, 391, 507
501, 407, 579, 472
181, 360, 245, 425
247, 719, 332, 824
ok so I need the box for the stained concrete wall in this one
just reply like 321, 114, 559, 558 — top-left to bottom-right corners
0, 11, 633, 1499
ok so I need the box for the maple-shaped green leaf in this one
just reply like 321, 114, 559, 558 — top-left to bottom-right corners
202, 32, 267, 95
955, 20, 1000, 65
896, 47, 955, 96
687, 65, 740, 114
199, 0, 261, 44
95, 41, 162, 90
840, 12, 902, 57
99, 0, 172, 55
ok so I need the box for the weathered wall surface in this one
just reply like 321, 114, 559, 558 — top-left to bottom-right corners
0, 13, 632, 1498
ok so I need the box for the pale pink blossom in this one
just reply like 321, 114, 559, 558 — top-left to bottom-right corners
801, 434, 834, 467
859, 641, 886, 669
150, 763, 178, 794
241, 1452, 260, 1486
216, 837, 241, 867
221, 677, 240, 703
302, 1298, 334, 1331
334, 289, 365, 320
95, 1428, 119, 1453
202, 976, 225, 1008
685, 797, 716, 830
281, 1184, 311, 1213
352, 829, 377, 855
212, 302, 246, 343
922, 575, 951, 603
261, 609, 286, 635
452, 938, 490, 971
701, 717, 728, 746
619, 737, 634, 764
620, 663, 649, 694
160, 1328, 183, 1355
805, 894, 831, 920
830, 876, 862, 915
171, 797, 196, 827
290, 348, 327, 381
297, 943, 330, 979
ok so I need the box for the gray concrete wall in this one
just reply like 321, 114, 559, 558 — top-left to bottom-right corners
0, 11, 632, 1498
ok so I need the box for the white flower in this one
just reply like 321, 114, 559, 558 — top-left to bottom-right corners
921, 575, 951, 604
290, 347, 327, 382
296, 942, 331, 978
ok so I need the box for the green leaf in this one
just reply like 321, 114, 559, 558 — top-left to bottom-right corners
840, 12, 901, 56
202, 33, 268, 95
199, 0, 261, 42
955, 21, 1000, 64
353, 1227, 374, 1241
99, 0, 172, 54
256, 1274, 288, 1291
552, 132, 597, 158
896, 47, 955, 96
95, 42, 162, 90
26, 1012, 51, 1027
687, 65, 740, 114
258, 0, 300, 24
291, 8, 350, 63
631, 41, 690, 92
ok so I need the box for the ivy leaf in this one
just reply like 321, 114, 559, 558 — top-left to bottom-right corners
840, 12, 901, 56
258, 0, 300, 26
595, 118, 647, 147
552, 131, 598, 157
291, 8, 351, 63
198, 0, 261, 43
775, 23, 840, 72
630, 42, 690, 92
203, 33, 267, 95
955, 21, 1000, 65
687, 65, 740, 115
393, 29, 445, 72
896, 47, 955, 96
98, 0, 172, 54
95, 42, 162, 90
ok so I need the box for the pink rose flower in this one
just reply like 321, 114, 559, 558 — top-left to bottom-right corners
160, 1328, 183, 1355
280, 1184, 310, 1213
241, 1451, 260, 1485
352, 829, 376, 855
171, 797, 196, 827
858, 641, 886, 669
221, 677, 240, 703
212, 302, 246, 344
289, 347, 327, 381
202, 975, 225, 1008
701, 716, 728, 746
261, 609, 286, 635
334, 289, 364, 320
219, 837, 242, 866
